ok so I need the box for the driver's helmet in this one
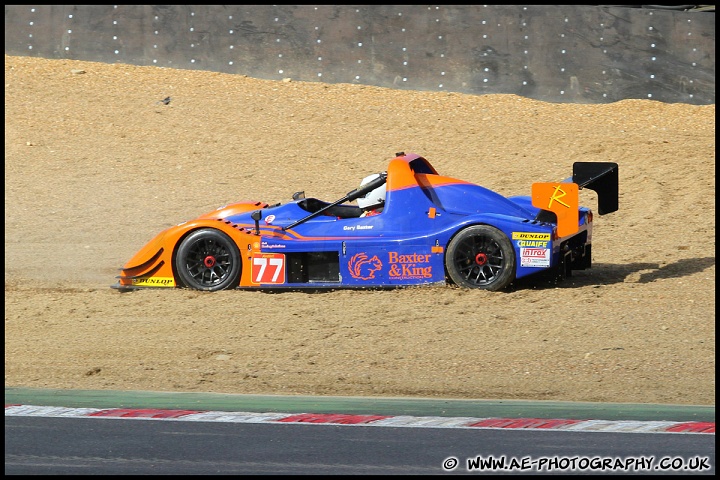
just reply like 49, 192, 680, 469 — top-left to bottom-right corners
357, 173, 386, 210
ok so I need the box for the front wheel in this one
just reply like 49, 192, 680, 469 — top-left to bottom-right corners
175, 229, 241, 291
445, 225, 516, 291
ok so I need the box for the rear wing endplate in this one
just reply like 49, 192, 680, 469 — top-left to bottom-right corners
571, 162, 619, 215
532, 162, 618, 237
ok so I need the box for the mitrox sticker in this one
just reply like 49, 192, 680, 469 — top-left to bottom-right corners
519, 247, 551, 267
513, 232, 551, 268
251, 253, 286, 284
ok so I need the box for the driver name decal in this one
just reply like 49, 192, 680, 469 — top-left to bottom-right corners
388, 252, 432, 280
252, 253, 286, 284
343, 225, 374, 231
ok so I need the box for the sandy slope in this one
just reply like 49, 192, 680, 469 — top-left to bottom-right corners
4, 55, 715, 405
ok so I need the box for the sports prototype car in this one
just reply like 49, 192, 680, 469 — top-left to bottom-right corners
113, 152, 618, 292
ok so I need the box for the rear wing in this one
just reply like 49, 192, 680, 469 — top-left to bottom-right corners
531, 162, 618, 237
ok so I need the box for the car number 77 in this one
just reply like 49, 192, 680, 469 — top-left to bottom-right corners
252, 254, 286, 284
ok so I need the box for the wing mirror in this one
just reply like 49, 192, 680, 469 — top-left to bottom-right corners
251, 210, 262, 235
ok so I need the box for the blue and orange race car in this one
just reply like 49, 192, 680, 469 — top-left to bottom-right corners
113, 152, 618, 292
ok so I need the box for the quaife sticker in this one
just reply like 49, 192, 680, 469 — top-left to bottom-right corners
520, 247, 550, 267
132, 277, 175, 287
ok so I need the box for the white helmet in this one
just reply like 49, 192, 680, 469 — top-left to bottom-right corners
357, 173, 386, 210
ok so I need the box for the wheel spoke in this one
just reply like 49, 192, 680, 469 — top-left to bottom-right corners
186, 239, 232, 286
453, 234, 506, 286
446, 226, 515, 291
175, 229, 241, 291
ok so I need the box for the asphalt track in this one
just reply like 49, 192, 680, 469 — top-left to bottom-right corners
6, 388, 714, 474
5, 387, 715, 425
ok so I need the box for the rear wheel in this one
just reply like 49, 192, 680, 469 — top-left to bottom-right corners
175, 229, 241, 291
445, 225, 515, 291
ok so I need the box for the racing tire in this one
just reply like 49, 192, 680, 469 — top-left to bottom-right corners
445, 225, 516, 291
175, 229, 241, 291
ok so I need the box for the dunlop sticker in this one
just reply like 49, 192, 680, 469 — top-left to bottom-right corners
512, 232, 551, 241
132, 277, 175, 287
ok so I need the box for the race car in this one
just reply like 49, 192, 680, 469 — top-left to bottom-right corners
112, 152, 618, 292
